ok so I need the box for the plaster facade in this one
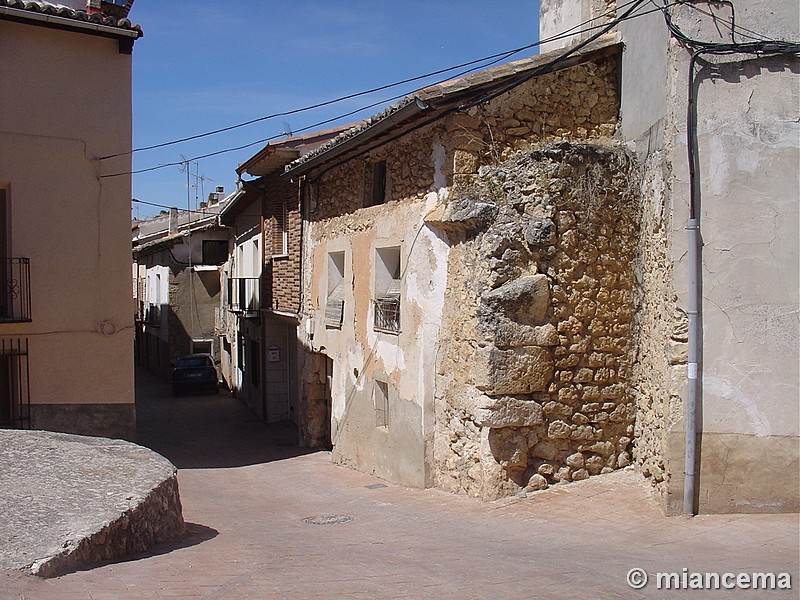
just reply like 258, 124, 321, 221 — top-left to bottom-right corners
133, 211, 230, 378
0, 14, 139, 439
293, 41, 640, 495
543, 0, 800, 514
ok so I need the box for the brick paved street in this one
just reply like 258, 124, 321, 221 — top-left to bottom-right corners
1, 367, 797, 599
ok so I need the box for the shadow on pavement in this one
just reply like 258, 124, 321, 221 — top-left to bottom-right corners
51, 523, 219, 578
135, 367, 316, 470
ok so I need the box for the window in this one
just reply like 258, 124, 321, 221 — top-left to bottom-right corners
272, 198, 287, 257
191, 339, 213, 356
325, 251, 345, 329
373, 380, 389, 428
202, 240, 228, 265
373, 246, 401, 333
366, 160, 387, 207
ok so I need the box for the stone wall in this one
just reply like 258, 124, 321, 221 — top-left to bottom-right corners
431, 141, 641, 499
628, 147, 683, 508
299, 51, 638, 496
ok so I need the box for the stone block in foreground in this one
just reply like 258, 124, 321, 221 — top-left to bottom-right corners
0, 430, 186, 577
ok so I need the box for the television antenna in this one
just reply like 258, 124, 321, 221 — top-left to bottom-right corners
179, 157, 214, 214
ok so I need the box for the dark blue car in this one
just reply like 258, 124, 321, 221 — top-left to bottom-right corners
171, 354, 219, 396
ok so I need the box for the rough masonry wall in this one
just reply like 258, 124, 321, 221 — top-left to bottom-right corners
425, 54, 640, 499
432, 142, 641, 499
628, 139, 684, 509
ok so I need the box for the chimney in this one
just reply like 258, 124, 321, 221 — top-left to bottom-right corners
208, 185, 225, 205
86, 0, 134, 19
168, 207, 178, 234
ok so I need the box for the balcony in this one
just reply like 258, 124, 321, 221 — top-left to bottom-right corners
0, 259, 31, 323
228, 277, 260, 318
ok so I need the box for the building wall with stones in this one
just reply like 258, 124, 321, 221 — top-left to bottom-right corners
429, 143, 640, 499
545, 0, 800, 514
298, 47, 647, 498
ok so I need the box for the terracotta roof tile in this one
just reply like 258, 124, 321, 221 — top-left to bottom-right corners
0, 0, 142, 37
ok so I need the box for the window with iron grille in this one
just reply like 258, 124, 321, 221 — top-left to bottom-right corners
325, 251, 345, 329
373, 380, 389, 428
0, 338, 30, 429
374, 246, 401, 334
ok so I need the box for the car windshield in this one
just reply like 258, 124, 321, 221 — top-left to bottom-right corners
176, 356, 212, 368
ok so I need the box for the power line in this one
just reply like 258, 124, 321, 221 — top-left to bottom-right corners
103, 2, 664, 180
132, 198, 223, 216
103, 0, 645, 163
102, 48, 530, 161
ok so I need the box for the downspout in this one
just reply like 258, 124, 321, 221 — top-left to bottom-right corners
683, 48, 705, 516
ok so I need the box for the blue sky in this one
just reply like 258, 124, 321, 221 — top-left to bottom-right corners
130, 1, 540, 219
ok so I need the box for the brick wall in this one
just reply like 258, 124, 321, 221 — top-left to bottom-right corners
262, 172, 302, 314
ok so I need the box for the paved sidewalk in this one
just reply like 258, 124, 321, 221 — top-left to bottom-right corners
1, 369, 797, 599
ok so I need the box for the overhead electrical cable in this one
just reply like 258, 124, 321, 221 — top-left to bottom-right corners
102, 0, 645, 162
104, 0, 668, 181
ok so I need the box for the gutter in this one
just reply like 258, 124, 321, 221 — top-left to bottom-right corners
0, 5, 141, 51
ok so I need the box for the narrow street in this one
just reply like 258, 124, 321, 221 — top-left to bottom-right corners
2, 367, 797, 599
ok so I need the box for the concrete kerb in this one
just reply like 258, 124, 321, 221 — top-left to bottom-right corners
0, 429, 185, 577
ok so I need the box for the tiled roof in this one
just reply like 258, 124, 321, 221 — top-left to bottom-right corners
286, 33, 621, 175
0, 0, 142, 37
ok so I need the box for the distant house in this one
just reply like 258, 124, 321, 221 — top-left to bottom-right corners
216, 126, 350, 425
0, 0, 142, 439
133, 192, 231, 378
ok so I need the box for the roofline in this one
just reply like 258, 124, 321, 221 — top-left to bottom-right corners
0, 4, 142, 52
132, 217, 224, 255
236, 123, 359, 177
283, 34, 622, 179
283, 98, 429, 178
217, 186, 253, 225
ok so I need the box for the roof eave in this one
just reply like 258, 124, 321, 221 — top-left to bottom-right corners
0, 4, 142, 53
284, 98, 430, 178
283, 33, 622, 178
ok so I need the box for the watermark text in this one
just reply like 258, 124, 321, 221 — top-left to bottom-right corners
627, 568, 792, 591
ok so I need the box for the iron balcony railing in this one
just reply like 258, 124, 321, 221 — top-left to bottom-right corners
0, 259, 31, 323
228, 277, 260, 317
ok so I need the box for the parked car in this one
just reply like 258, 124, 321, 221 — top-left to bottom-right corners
171, 354, 219, 396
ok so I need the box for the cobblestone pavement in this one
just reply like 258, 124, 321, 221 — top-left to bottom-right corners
1, 368, 797, 599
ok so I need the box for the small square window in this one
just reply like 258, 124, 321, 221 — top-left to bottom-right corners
202, 240, 228, 265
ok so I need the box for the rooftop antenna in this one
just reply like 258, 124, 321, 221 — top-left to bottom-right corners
280, 121, 293, 137
179, 158, 213, 215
